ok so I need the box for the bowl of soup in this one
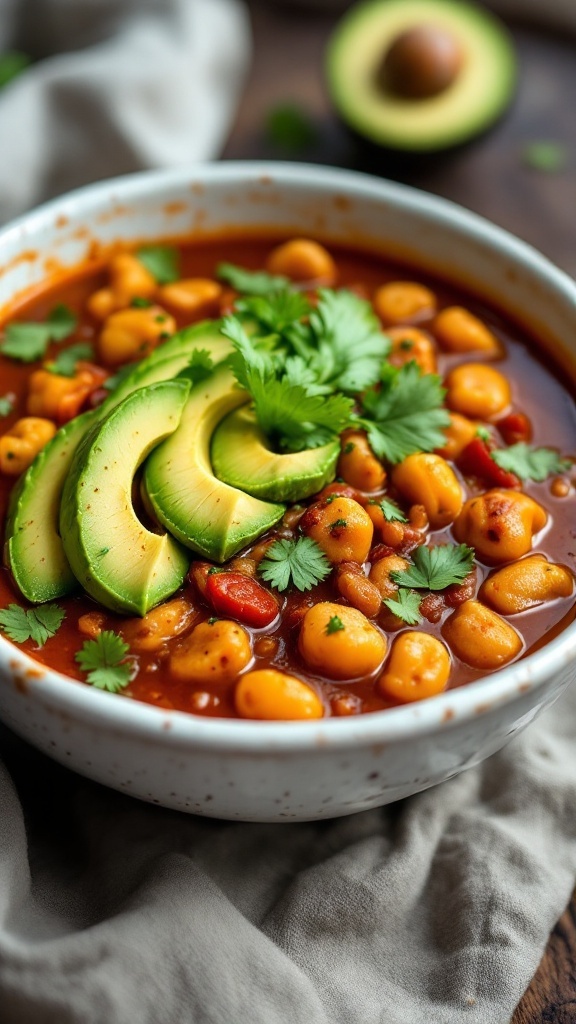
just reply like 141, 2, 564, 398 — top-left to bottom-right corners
0, 162, 575, 821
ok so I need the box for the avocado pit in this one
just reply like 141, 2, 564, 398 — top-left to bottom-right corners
378, 24, 464, 100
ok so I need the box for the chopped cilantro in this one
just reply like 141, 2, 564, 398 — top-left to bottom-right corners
330, 518, 347, 530
491, 443, 571, 482
103, 363, 134, 392
391, 544, 475, 592
207, 616, 219, 625
222, 316, 353, 452
325, 614, 345, 635
258, 536, 331, 592
216, 262, 290, 296
137, 245, 180, 284
522, 141, 567, 173
343, 441, 355, 455
476, 425, 491, 442
46, 342, 95, 377
0, 603, 65, 647
130, 296, 153, 308
75, 630, 131, 693
0, 394, 15, 417
175, 348, 214, 387
0, 304, 77, 362
265, 103, 316, 151
383, 589, 422, 625
0, 51, 31, 90
379, 498, 408, 523
359, 363, 450, 464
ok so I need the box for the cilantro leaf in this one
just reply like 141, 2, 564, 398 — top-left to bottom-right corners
383, 589, 422, 625
522, 141, 566, 173
0, 393, 15, 417
0, 603, 65, 647
258, 537, 331, 592
223, 316, 353, 452
46, 304, 78, 341
391, 544, 475, 592
265, 103, 316, 151
304, 289, 390, 393
379, 498, 407, 523
103, 364, 135, 392
236, 290, 312, 336
491, 443, 571, 483
0, 51, 31, 90
75, 630, 131, 693
0, 304, 77, 362
325, 614, 345, 634
359, 363, 450, 464
175, 348, 214, 387
216, 262, 290, 296
137, 245, 180, 284
46, 342, 95, 377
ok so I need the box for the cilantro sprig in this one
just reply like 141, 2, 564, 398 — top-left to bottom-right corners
359, 363, 450, 464
491, 443, 571, 483
379, 498, 408, 523
137, 245, 180, 284
382, 589, 422, 625
75, 631, 132, 693
325, 614, 345, 635
216, 262, 290, 296
223, 317, 353, 452
258, 537, 331, 592
0, 393, 15, 417
46, 342, 95, 377
0, 603, 65, 647
391, 544, 475, 592
0, 304, 77, 363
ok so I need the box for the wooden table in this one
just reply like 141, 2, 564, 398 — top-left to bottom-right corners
223, 3, 576, 1018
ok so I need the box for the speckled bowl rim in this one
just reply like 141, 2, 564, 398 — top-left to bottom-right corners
1, 161, 576, 753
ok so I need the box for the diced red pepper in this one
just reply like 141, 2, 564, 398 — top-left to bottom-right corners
458, 438, 520, 489
496, 412, 532, 446
205, 571, 279, 628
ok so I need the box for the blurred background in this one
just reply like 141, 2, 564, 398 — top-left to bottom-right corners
0, 0, 573, 276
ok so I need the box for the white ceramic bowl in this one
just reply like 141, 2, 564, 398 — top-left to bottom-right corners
1, 163, 575, 821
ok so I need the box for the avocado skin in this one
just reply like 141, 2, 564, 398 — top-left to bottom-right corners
326, 0, 517, 153
5, 320, 230, 604
144, 364, 285, 563
211, 406, 339, 503
60, 380, 191, 616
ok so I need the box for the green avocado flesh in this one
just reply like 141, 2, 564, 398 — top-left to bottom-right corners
144, 364, 285, 562
60, 381, 191, 616
326, 0, 516, 152
211, 406, 340, 502
5, 321, 231, 603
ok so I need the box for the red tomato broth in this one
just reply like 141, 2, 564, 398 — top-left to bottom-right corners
0, 236, 575, 718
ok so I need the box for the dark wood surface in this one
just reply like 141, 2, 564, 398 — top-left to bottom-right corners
223, 3, 576, 1019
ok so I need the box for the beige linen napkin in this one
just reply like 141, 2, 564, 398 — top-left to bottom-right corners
1, 2, 576, 1023
0, 0, 251, 223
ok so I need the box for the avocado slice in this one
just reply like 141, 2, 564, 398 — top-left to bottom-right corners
60, 380, 191, 616
211, 406, 339, 502
144, 364, 285, 562
5, 320, 231, 603
326, 0, 516, 152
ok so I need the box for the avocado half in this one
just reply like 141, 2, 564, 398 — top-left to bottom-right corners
326, 0, 517, 152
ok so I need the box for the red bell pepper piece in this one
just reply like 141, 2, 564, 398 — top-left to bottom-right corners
458, 438, 520, 488
496, 412, 532, 446
205, 572, 279, 628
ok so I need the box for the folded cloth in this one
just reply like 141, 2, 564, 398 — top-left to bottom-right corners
2, 685, 576, 1024
0, 0, 251, 224
1, 2, 576, 1022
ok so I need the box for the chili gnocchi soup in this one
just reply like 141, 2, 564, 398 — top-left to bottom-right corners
0, 235, 575, 721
